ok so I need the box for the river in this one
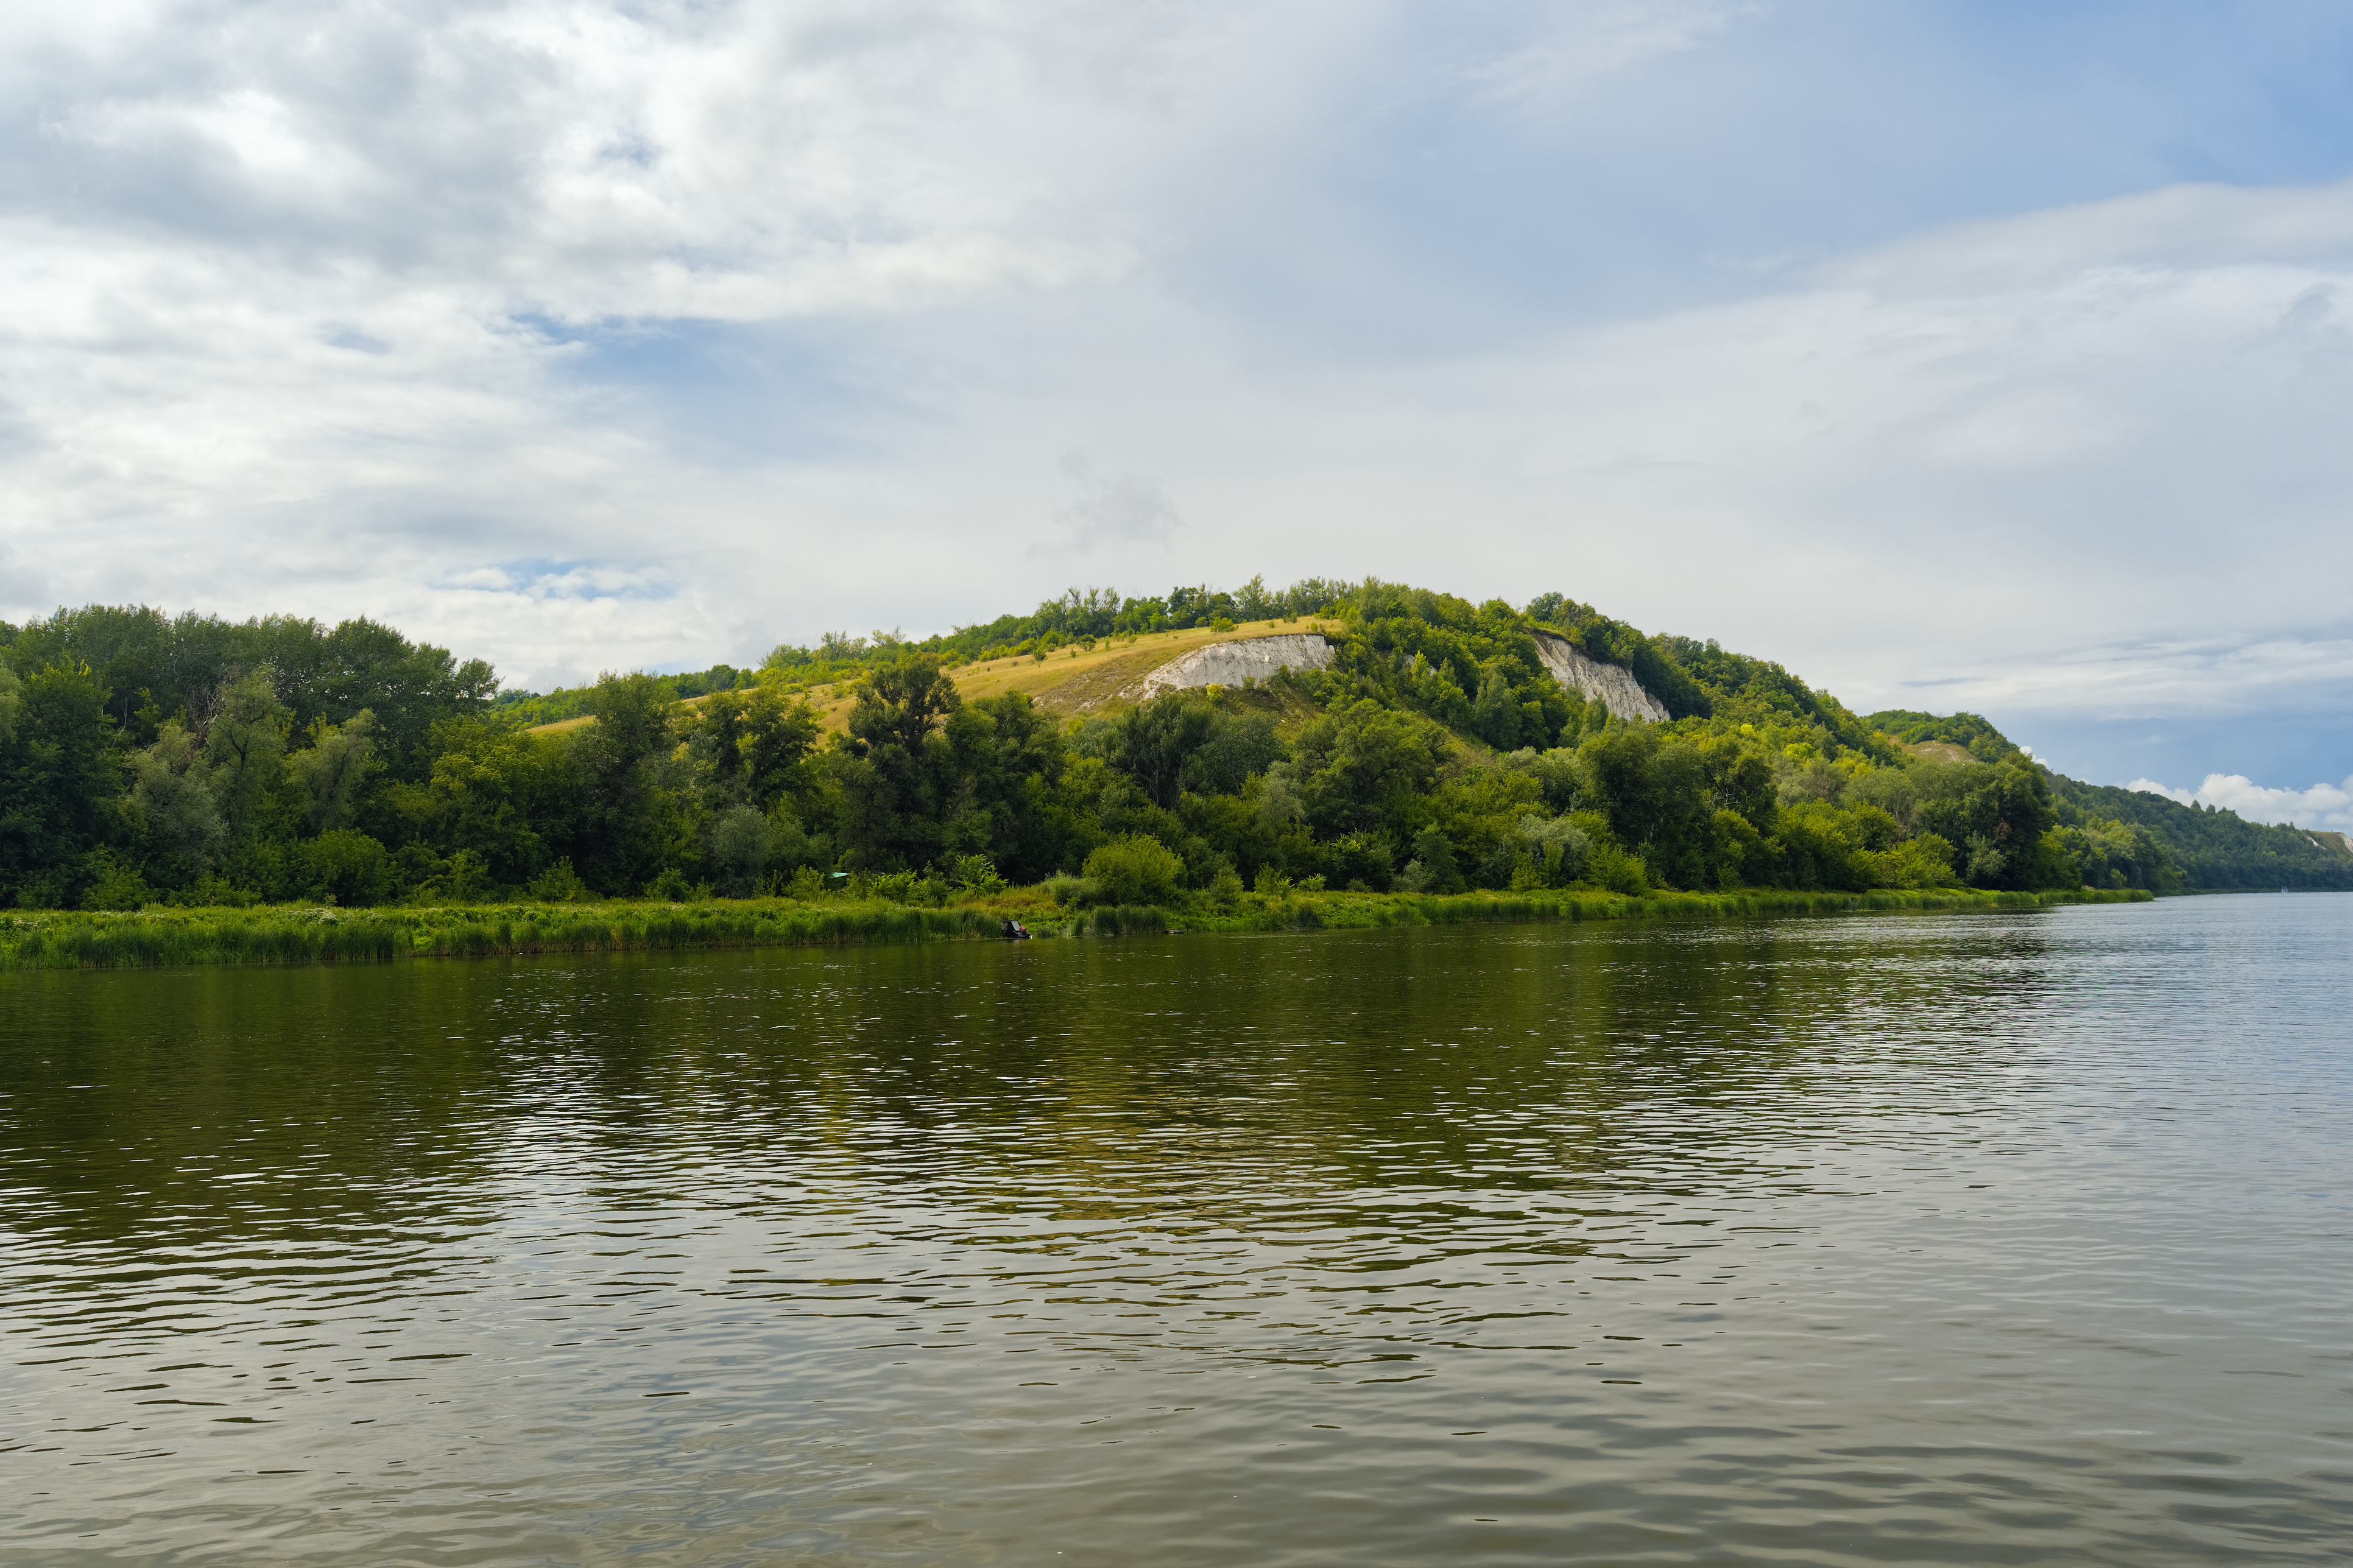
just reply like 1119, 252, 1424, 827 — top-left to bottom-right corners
4, 895, 2348, 1565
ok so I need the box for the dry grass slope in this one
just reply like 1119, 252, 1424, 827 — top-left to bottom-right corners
529, 618, 1342, 737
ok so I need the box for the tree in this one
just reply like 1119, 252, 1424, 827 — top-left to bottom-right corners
285, 711, 378, 834
1294, 700, 1450, 836
1914, 760, 2062, 890
568, 674, 678, 894
130, 722, 225, 882
198, 669, 291, 836
0, 663, 122, 905
2, 606, 493, 768
848, 652, 961, 756
1471, 669, 1521, 751
940, 691, 1081, 881
1107, 696, 1219, 810
685, 686, 822, 810
834, 652, 963, 870
708, 805, 769, 896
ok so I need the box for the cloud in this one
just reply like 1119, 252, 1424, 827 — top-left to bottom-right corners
2128, 773, 2353, 831
1458, 0, 1757, 105
1033, 455, 1182, 555
3, 0, 1143, 320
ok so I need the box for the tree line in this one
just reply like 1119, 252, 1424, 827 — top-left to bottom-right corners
6, 581, 2341, 910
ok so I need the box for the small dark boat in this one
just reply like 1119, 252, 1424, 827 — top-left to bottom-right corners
1001, 918, 1031, 940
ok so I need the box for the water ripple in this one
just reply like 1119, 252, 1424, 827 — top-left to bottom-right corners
4, 898, 2350, 1564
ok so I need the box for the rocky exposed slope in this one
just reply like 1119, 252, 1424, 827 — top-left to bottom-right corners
1134, 633, 1336, 700
1531, 632, 1670, 723
1127, 628, 1673, 723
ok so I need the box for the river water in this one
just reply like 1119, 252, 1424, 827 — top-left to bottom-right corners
3, 896, 2349, 1566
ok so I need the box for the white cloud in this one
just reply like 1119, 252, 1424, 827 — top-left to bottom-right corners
5, 0, 1156, 318
1034, 455, 1183, 555
2128, 773, 2353, 831
1459, 0, 1757, 105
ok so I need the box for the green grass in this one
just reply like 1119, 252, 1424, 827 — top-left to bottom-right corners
0, 885, 2153, 972
1170, 884, 2150, 933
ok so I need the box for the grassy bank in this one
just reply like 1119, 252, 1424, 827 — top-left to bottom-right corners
0, 886, 2152, 972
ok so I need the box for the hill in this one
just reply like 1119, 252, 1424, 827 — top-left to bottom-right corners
1860, 706, 2349, 891
2045, 774, 2353, 891
4, 578, 2346, 908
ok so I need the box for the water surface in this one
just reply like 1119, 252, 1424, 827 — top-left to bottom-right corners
4, 897, 2350, 1564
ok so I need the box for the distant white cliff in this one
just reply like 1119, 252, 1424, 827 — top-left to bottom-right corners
1131, 628, 1668, 723
1531, 631, 1670, 723
1135, 633, 1335, 700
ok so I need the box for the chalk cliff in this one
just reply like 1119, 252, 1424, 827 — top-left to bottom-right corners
1530, 632, 1670, 723
1134, 633, 1335, 700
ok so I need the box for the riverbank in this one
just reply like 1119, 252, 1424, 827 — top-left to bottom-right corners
0, 886, 2151, 971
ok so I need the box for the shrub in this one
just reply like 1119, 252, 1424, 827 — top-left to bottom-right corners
947, 853, 1006, 894
303, 830, 395, 907
1584, 841, 1649, 896
708, 805, 769, 896
1860, 832, 1958, 889
1406, 825, 1465, 893
1082, 835, 1185, 905
1514, 812, 1592, 885
80, 851, 153, 912
527, 858, 592, 902
444, 849, 492, 902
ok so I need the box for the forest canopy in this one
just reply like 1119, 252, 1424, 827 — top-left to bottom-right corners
4, 579, 2344, 911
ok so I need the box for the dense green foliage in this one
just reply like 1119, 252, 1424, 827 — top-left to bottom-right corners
2047, 775, 2353, 890
759, 576, 1355, 678
0, 605, 496, 776
4, 580, 2342, 912
492, 662, 754, 728
1866, 710, 2025, 764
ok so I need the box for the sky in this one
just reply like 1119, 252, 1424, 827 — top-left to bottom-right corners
4, 1, 2353, 824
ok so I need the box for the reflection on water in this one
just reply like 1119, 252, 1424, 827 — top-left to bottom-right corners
4, 898, 2349, 1566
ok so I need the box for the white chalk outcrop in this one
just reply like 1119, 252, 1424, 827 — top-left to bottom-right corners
1135, 634, 1334, 700
1531, 631, 1670, 723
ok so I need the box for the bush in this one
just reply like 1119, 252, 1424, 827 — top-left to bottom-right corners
1406, 825, 1465, 893
1082, 835, 1185, 905
1584, 841, 1648, 896
1514, 812, 1591, 886
1858, 833, 1958, 889
947, 853, 1006, 894
527, 858, 592, 902
80, 851, 153, 912
708, 805, 769, 897
303, 830, 395, 907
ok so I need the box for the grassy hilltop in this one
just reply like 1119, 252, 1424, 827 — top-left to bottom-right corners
1, 578, 2342, 961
